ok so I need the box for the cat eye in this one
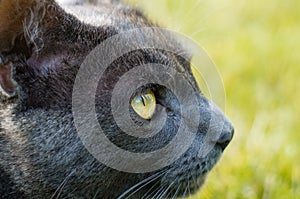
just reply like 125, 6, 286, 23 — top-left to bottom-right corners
131, 90, 156, 120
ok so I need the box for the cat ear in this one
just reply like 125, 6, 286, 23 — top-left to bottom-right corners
0, 62, 16, 97
0, 0, 35, 52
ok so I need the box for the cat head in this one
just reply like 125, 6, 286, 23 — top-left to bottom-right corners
0, 0, 233, 198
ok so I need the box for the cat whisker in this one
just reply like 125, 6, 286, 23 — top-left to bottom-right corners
117, 169, 167, 199
192, 174, 198, 188
66, 162, 93, 196
141, 179, 161, 199
150, 183, 169, 199
181, 183, 189, 199
158, 181, 176, 199
188, 179, 191, 197
92, 188, 101, 199
189, 27, 207, 38
50, 169, 76, 199
178, 0, 203, 28
174, 49, 189, 57
172, 183, 182, 199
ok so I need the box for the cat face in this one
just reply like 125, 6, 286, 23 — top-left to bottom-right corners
0, 0, 233, 198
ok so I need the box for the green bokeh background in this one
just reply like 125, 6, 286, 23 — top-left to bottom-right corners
126, 0, 300, 198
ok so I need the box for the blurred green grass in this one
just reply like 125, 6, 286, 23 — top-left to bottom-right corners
126, 0, 300, 198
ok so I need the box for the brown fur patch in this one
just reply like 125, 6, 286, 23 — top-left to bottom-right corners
0, 0, 53, 52
0, 0, 31, 51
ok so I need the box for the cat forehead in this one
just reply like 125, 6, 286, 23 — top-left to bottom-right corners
56, 1, 190, 74
56, 0, 127, 27
56, 0, 113, 5
58, 3, 113, 27
56, 0, 153, 31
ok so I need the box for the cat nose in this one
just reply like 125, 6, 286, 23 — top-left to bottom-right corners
216, 122, 234, 151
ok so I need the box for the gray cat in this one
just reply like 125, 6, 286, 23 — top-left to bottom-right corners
0, 0, 234, 198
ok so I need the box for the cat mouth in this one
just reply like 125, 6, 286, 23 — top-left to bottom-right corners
154, 147, 223, 198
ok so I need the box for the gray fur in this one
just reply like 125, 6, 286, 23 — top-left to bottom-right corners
0, 0, 233, 198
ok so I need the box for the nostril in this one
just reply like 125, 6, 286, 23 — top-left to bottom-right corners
217, 126, 234, 151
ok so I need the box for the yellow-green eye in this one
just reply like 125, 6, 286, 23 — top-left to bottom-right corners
131, 90, 156, 120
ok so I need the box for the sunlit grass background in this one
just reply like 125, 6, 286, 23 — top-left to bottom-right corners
126, 0, 300, 198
